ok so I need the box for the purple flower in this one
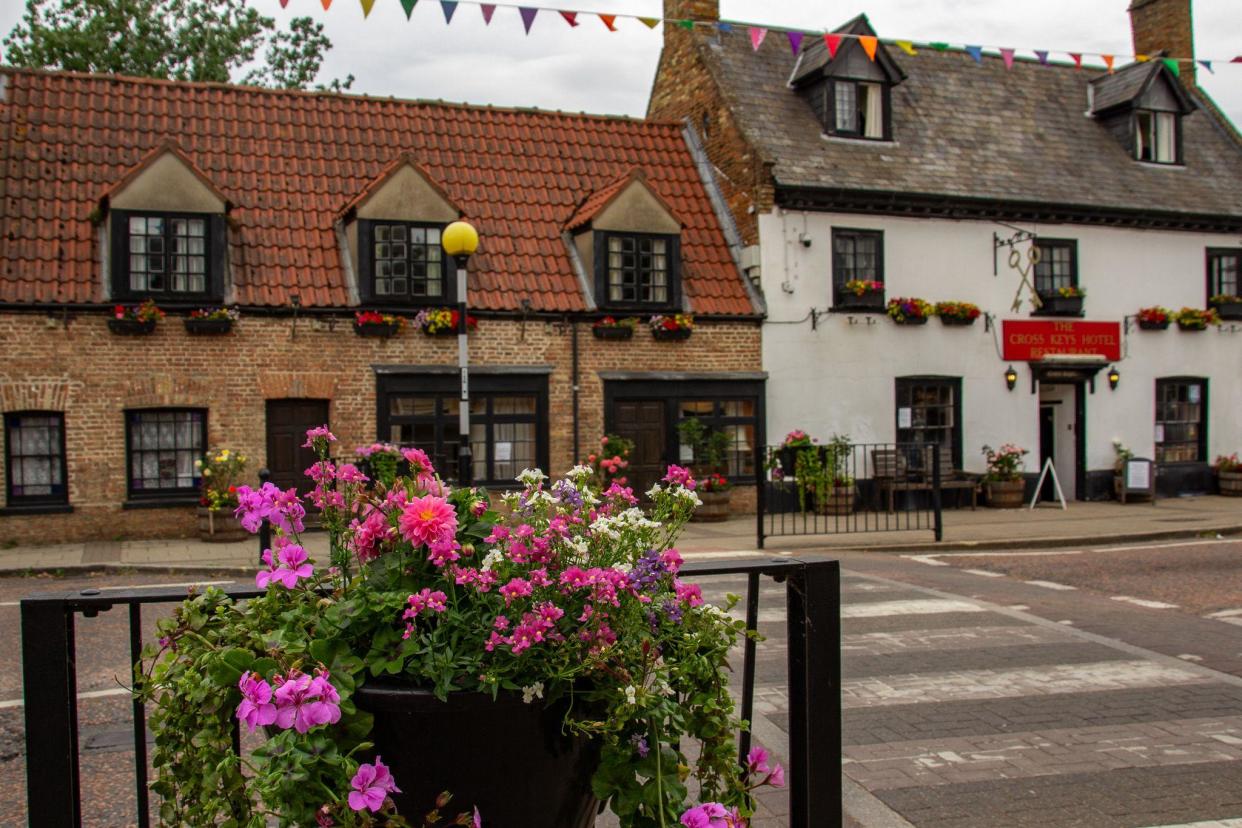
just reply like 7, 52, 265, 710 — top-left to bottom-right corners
272, 670, 341, 733
630, 733, 650, 758
473, 806, 482, 828
235, 671, 277, 732
347, 756, 401, 812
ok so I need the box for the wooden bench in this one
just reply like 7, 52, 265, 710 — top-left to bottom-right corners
936, 445, 981, 510
873, 446, 980, 512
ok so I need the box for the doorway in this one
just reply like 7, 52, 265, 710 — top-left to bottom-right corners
612, 400, 666, 498
266, 399, 330, 494
1036, 383, 1085, 501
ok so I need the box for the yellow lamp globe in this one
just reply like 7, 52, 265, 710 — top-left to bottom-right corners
442, 220, 480, 258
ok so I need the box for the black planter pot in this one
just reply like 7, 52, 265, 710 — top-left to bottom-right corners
184, 318, 233, 335
651, 327, 691, 341
1177, 319, 1208, 332
592, 325, 634, 341
107, 318, 156, 335
353, 683, 599, 828
1212, 300, 1242, 321
1035, 295, 1084, 316
1137, 319, 1170, 331
834, 292, 885, 312
421, 326, 461, 337
779, 445, 815, 477
892, 315, 929, 325
354, 322, 403, 338
938, 315, 977, 327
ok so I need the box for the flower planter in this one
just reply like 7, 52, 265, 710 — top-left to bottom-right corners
354, 322, 403, 338
779, 445, 815, 477
816, 485, 857, 516
353, 682, 598, 828
592, 325, 634, 341
939, 316, 977, 327
1212, 301, 1242, 321
892, 316, 929, 326
1219, 471, 1242, 497
651, 327, 691, 342
421, 326, 461, 337
985, 479, 1026, 509
835, 293, 885, 312
108, 318, 157, 335
184, 318, 233, 335
692, 489, 731, 522
1137, 319, 1169, 331
1176, 319, 1209, 332
196, 506, 249, 542
1035, 295, 1083, 316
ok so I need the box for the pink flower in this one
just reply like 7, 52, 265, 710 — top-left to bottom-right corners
473, 806, 482, 828
401, 447, 434, 475
256, 544, 313, 589
680, 803, 732, 828
499, 577, 533, 606
663, 465, 696, 489
272, 670, 341, 733
302, 425, 337, 448
348, 756, 401, 812
661, 548, 684, 574
675, 580, 703, 607
235, 671, 277, 732
398, 495, 458, 547
427, 537, 461, 567
335, 463, 368, 484
746, 746, 784, 788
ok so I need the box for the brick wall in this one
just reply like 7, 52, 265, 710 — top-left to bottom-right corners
0, 312, 760, 545
1129, 0, 1196, 84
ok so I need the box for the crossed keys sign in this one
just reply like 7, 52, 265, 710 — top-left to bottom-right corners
1009, 244, 1043, 313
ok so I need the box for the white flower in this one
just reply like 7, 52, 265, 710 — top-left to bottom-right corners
480, 549, 504, 572
674, 488, 702, 507
566, 464, 594, 481
613, 562, 632, 575
521, 682, 544, 704
517, 468, 548, 486
646, 483, 663, 498
624, 685, 637, 705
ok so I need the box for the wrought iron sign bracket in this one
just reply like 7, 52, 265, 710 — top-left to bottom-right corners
993, 228, 1037, 276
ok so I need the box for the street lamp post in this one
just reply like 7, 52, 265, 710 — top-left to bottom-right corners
442, 220, 480, 486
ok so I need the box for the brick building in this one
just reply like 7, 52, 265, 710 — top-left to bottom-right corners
0, 69, 764, 544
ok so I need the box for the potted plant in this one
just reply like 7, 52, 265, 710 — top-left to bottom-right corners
592, 316, 638, 341
1136, 306, 1171, 331
1036, 286, 1085, 316
108, 299, 164, 335
1209, 294, 1242, 321
649, 313, 694, 341
185, 306, 239, 335
584, 434, 633, 491
1112, 439, 1135, 500
139, 430, 781, 826
795, 434, 855, 515
778, 430, 815, 478
695, 472, 733, 522
413, 307, 478, 336
886, 297, 933, 325
1174, 307, 1219, 331
355, 442, 405, 487
981, 443, 1029, 508
354, 311, 407, 338
1214, 453, 1242, 497
676, 417, 733, 522
836, 279, 884, 311
195, 448, 249, 542
935, 301, 982, 327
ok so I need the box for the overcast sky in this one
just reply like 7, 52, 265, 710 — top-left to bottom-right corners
2, 1, 1239, 125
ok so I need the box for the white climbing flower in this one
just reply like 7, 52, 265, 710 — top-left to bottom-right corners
522, 682, 544, 704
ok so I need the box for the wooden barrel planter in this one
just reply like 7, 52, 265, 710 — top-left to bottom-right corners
1220, 471, 1242, 497
693, 490, 731, 522
817, 485, 857, 515
985, 479, 1026, 508
196, 507, 248, 542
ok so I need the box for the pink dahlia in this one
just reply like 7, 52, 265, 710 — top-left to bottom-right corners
398, 495, 458, 547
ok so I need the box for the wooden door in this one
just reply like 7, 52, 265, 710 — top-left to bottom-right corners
613, 400, 666, 498
266, 399, 330, 494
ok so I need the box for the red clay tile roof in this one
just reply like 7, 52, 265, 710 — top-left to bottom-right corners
0, 68, 754, 314
564, 169, 683, 232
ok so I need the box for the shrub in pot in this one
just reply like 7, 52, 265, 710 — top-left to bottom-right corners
139, 428, 780, 827
982, 443, 1029, 508
795, 434, 856, 516
1214, 453, 1242, 497
195, 447, 249, 542
676, 417, 734, 524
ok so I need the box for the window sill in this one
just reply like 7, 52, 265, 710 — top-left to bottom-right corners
123, 497, 201, 510
830, 305, 885, 314
0, 503, 74, 517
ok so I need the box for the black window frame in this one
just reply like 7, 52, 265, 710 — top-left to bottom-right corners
593, 230, 681, 312
831, 228, 885, 310
1207, 248, 1241, 300
356, 219, 457, 307
110, 210, 226, 305
377, 373, 549, 487
824, 79, 891, 140
674, 398, 762, 481
895, 377, 963, 471
1133, 108, 1183, 166
1155, 378, 1208, 465
1033, 238, 1079, 297
124, 408, 208, 502
3, 411, 69, 509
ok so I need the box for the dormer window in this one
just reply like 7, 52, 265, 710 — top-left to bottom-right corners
606, 233, 673, 306
366, 222, 449, 302
1090, 61, 1193, 167
830, 80, 886, 139
1135, 109, 1178, 164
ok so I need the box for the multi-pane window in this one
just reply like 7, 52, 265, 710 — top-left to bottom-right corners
126, 409, 205, 497
126, 214, 209, 295
830, 80, 885, 139
372, 223, 445, 300
606, 234, 670, 306
1155, 379, 1207, 464
1034, 239, 1078, 294
1208, 250, 1240, 298
832, 228, 884, 306
896, 378, 961, 469
676, 399, 757, 478
1135, 110, 1178, 164
4, 412, 67, 507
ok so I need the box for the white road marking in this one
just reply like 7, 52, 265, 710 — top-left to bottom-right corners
1024, 580, 1077, 591
842, 599, 985, 618
1178, 654, 1205, 662
1208, 608, 1242, 619
1111, 596, 1179, 609
905, 555, 950, 567
1138, 820, 1242, 828
1104, 538, 1242, 553
0, 579, 238, 607
0, 687, 129, 710
842, 625, 1071, 655
963, 568, 1006, 578
904, 550, 1081, 565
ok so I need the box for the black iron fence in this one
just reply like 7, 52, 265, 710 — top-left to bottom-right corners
758, 442, 955, 547
20, 557, 842, 828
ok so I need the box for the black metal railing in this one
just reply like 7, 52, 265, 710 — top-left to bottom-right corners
21, 557, 842, 828
757, 442, 949, 547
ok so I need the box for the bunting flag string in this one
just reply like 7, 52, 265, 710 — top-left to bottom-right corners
298, 0, 1242, 72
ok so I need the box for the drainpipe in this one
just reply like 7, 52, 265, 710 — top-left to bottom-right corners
571, 318, 581, 463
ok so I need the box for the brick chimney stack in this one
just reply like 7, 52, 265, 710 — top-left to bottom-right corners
664, 0, 719, 22
1129, 0, 1196, 84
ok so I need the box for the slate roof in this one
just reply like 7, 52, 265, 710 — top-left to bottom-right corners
0, 68, 752, 313
696, 27, 1242, 221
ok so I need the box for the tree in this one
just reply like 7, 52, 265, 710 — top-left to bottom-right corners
3, 0, 353, 91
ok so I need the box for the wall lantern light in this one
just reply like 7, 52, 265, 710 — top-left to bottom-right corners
1108, 366, 1120, 391
1004, 365, 1018, 392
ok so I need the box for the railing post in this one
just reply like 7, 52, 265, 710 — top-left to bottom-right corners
21, 595, 81, 828
932, 444, 943, 542
756, 448, 766, 550
257, 467, 272, 564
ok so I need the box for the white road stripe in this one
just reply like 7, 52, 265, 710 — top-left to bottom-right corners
1111, 596, 1179, 609
1208, 608, 1242, 619
963, 568, 1006, 578
0, 687, 129, 710
842, 599, 985, 618
1137, 820, 1242, 828
908, 550, 1083, 561
1024, 580, 1077, 591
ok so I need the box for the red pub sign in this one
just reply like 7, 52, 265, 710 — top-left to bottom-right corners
1002, 320, 1122, 362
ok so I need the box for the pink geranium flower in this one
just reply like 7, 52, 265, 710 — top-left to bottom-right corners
347, 756, 401, 812
398, 495, 458, 547
235, 671, 277, 733
272, 670, 341, 733
255, 544, 313, 589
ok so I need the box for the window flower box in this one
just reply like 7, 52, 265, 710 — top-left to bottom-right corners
109, 299, 164, 335
935, 301, 981, 326
591, 316, 637, 341
649, 313, 693, 341
1210, 295, 1242, 321
1035, 289, 1084, 317
886, 297, 932, 325
835, 279, 885, 312
185, 307, 239, 335
108, 318, 157, 335
354, 311, 407, 338
1136, 306, 1170, 330
413, 308, 477, 336
1174, 307, 1218, 331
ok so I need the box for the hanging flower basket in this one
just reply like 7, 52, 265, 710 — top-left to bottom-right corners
354, 311, 407, 338
649, 313, 694, 341
109, 299, 164, 335
836, 280, 885, 311
1136, 306, 1170, 330
592, 316, 638, 340
1210, 295, 1242, 321
414, 308, 477, 336
935, 301, 981, 326
185, 307, 239, 335
886, 297, 933, 325
108, 318, 157, 335
1174, 307, 1218, 331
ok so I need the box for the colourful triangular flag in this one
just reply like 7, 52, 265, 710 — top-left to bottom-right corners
519, 6, 537, 33
360, 0, 376, 17
678, 19, 694, 30
440, 0, 457, 24
824, 33, 842, 58
599, 14, 617, 31
1103, 54, 1115, 73
1162, 57, 1180, 76
320, 0, 332, 9
895, 40, 917, 56
279, 0, 289, 8
399, 0, 416, 19
1069, 52, 1083, 69
1136, 54, 1150, 62
965, 45, 983, 64
559, 10, 578, 26
859, 35, 878, 61
1232, 56, 1242, 64
749, 27, 767, 51
481, 3, 495, 23
638, 17, 659, 29
717, 22, 732, 33
930, 42, 950, 51
787, 31, 803, 55
1034, 50, 1049, 65
1199, 60, 1214, 74
1000, 48, 1015, 69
